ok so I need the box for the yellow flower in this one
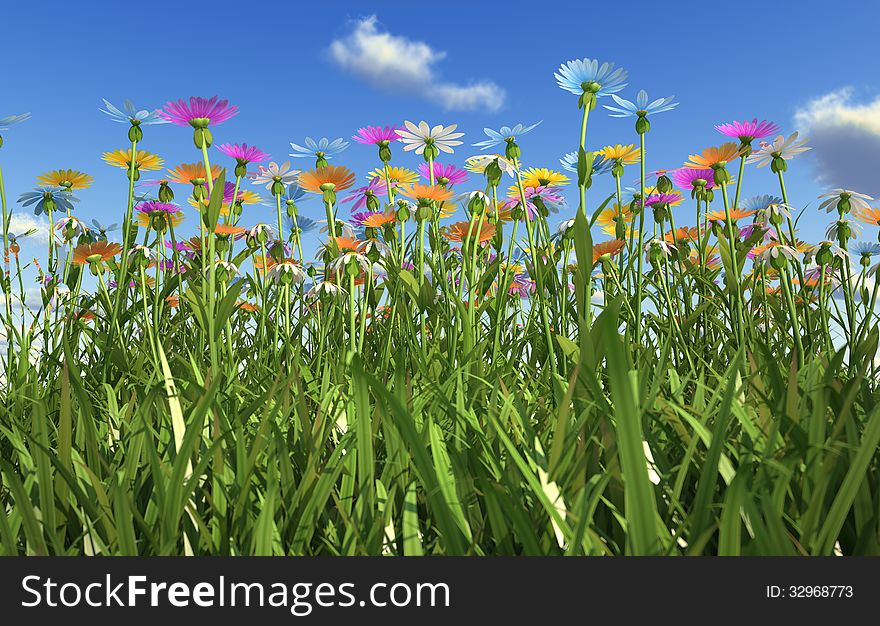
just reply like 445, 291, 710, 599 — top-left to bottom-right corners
102, 149, 164, 171
235, 189, 262, 205
596, 203, 633, 235
138, 211, 184, 228
366, 166, 418, 185
599, 144, 641, 165
36, 169, 93, 190
519, 167, 570, 188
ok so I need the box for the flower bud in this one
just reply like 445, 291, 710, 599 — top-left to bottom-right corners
315, 153, 329, 169
234, 161, 248, 178
770, 155, 787, 174
366, 191, 380, 211
656, 174, 672, 194
635, 113, 650, 135
485, 160, 503, 187
128, 122, 143, 143
158, 181, 174, 203
378, 140, 392, 163
505, 138, 520, 161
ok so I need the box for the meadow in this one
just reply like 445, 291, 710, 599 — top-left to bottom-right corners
1, 57, 879, 556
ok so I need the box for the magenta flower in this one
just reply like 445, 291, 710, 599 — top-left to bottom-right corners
418, 162, 469, 187
341, 179, 387, 210
644, 193, 681, 208
353, 125, 401, 145
135, 201, 180, 215
670, 168, 716, 190
350, 211, 384, 226
159, 96, 239, 127
715, 118, 780, 143
217, 143, 269, 164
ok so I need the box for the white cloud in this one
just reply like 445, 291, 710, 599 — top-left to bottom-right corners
8, 212, 50, 244
329, 16, 505, 112
794, 87, 880, 196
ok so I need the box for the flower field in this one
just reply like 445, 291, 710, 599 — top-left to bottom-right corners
1, 57, 880, 556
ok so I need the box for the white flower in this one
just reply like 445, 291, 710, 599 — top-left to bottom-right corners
246, 223, 275, 246
266, 260, 305, 285
127, 244, 155, 264
817, 189, 874, 213
249, 161, 300, 190
55, 216, 87, 240
755, 243, 799, 264
464, 153, 519, 178
307, 280, 345, 298
329, 252, 372, 276
319, 219, 355, 240
745, 132, 811, 167
557, 217, 576, 235
397, 121, 464, 155
214, 260, 241, 280
825, 218, 862, 240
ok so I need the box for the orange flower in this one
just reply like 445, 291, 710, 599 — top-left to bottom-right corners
37, 169, 93, 190
361, 211, 397, 228
252, 255, 276, 273
237, 301, 260, 313
684, 143, 741, 168
72, 241, 122, 265
299, 165, 356, 193
214, 224, 245, 237
336, 236, 361, 252
706, 208, 755, 222
592, 240, 626, 265
664, 226, 699, 244
443, 221, 496, 243
166, 162, 222, 184
854, 207, 880, 226
397, 183, 455, 203
71, 310, 96, 323
165, 295, 180, 309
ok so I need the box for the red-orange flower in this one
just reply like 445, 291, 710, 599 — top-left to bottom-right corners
592, 240, 625, 265
854, 207, 880, 226
72, 241, 122, 265
443, 221, 496, 243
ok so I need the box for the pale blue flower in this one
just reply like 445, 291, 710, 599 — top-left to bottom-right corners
289, 137, 349, 159
604, 90, 678, 117
472, 121, 542, 150
0, 112, 31, 131
100, 99, 168, 125
560, 151, 612, 176
851, 242, 880, 257
18, 187, 78, 216
554, 58, 628, 96
285, 215, 318, 234
741, 194, 783, 212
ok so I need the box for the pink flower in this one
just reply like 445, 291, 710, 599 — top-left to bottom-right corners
159, 96, 239, 127
418, 162, 468, 187
715, 118, 780, 142
352, 125, 401, 145
217, 143, 269, 163
670, 168, 716, 190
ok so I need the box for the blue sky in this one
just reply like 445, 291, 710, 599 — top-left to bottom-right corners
2, 0, 879, 266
